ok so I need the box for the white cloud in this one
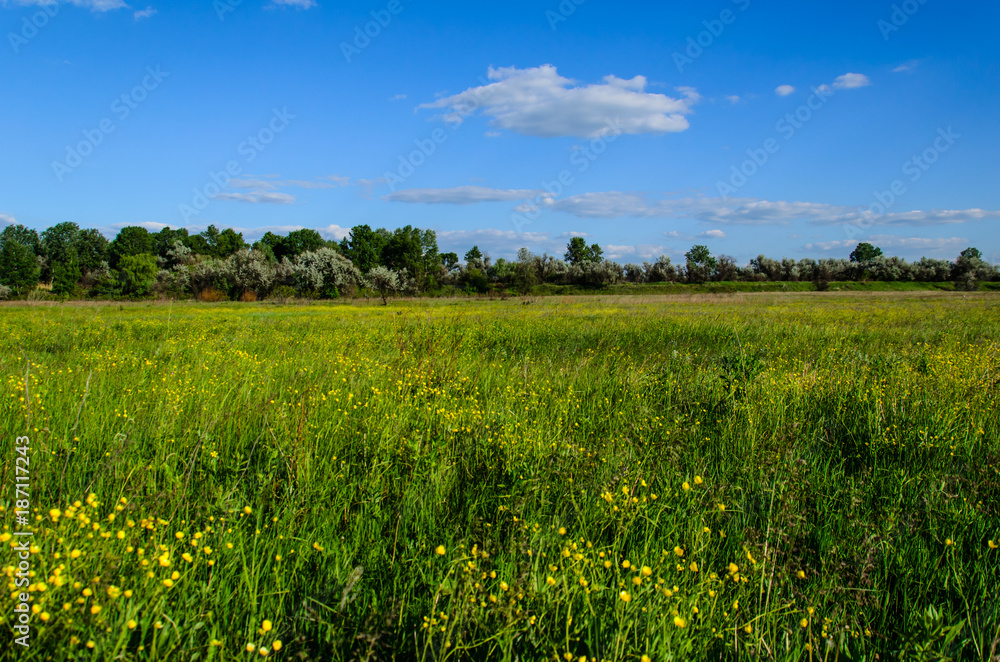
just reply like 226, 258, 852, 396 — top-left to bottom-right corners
384, 186, 546, 205
418, 65, 701, 138
382, 186, 1000, 231
813, 208, 1000, 227
4, 0, 128, 11
267, 0, 317, 8
804, 235, 968, 254
699, 229, 727, 239
0, 213, 16, 226
389, 94, 407, 101
603, 244, 675, 260
893, 60, 920, 73
133, 6, 155, 20
831, 73, 872, 90
215, 191, 296, 205
725, 95, 742, 104
775, 85, 795, 97
437, 228, 555, 257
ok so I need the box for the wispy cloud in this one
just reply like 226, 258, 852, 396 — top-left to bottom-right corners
267, 0, 318, 8
418, 65, 701, 138
215, 191, 296, 205
893, 59, 921, 73
0, 213, 17, 226
384, 186, 547, 205
804, 234, 968, 254
775, 85, 795, 97
133, 6, 156, 20
831, 72, 872, 90
383, 186, 1000, 229
3, 0, 128, 11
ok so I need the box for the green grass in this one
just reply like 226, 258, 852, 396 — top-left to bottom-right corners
1, 292, 998, 661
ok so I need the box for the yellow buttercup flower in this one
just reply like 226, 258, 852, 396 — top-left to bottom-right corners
127, 619, 137, 630
262, 620, 273, 633
682, 481, 691, 491
694, 475, 703, 485
434, 545, 446, 556
619, 591, 632, 602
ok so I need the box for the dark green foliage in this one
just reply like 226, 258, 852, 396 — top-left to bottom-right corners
0, 240, 40, 294
850, 242, 884, 263
564, 236, 603, 265
118, 253, 158, 297
110, 226, 154, 269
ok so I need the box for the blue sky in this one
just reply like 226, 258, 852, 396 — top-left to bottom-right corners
2, 0, 998, 264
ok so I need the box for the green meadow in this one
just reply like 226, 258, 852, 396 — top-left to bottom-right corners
1, 292, 998, 661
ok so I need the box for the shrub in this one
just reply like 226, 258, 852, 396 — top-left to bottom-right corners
196, 287, 226, 302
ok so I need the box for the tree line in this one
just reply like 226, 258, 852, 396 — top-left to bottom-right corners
0, 222, 996, 302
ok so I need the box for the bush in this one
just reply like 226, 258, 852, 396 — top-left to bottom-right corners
0, 284, 11, 300
366, 266, 401, 304
267, 285, 298, 304
196, 287, 226, 302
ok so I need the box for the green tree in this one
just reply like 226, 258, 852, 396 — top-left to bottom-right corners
339, 225, 386, 273
41, 221, 81, 280
564, 237, 603, 265
849, 242, 883, 263
0, 240, 41, 294
154, 227, 191, 260
216, 228, 247, 258
118, 253, 158, 297
0, 224, 41, 256
110, 226, 154, 269
464, 246, 483, 264
366, 265, 400, 305
51, 246, 82, 297
73, 229, 110, 275
685, 244, 717, 284
959, 247, 982, 261
440, 252, 460, 272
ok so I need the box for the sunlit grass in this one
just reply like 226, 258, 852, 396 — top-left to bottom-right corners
1, 293, 998, 660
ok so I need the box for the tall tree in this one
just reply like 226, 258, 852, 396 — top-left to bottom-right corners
216, 228, 247, 258
684, 244, 717, 284
339, 225, 386, 273
0, 224, 41, 256
110, 226, 153, 269
564, 237, 603, 265
40, 221, 81, 280
73, 228, 110, 274
849, 242, 883, 263
0, 240, 41, 294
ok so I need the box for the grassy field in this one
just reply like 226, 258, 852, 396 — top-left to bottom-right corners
1, 292, 998, 661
